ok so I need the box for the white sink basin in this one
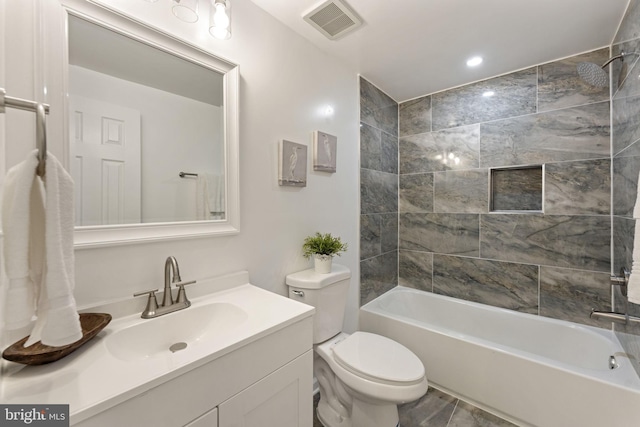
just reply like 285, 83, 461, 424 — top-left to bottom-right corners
106, 302, 248, 361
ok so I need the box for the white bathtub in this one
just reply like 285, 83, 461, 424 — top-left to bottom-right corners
359, 287, 640, 427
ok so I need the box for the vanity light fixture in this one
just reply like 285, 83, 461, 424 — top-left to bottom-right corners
144, 0, 232, 40
466, 56, 483, 67
209, 0, 231, 40
172, 0, 199, 23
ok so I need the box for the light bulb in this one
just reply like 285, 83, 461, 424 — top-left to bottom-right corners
213, 3, 230, 29
209, 0, 231, 40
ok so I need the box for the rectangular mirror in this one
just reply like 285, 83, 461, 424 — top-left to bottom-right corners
62, 0, 239, 247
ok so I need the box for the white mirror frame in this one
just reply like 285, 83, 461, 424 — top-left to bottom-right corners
60, 0, 240, 248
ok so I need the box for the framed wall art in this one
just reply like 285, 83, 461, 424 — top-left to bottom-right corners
278, 140, 308, 187
312, 131, 337, 173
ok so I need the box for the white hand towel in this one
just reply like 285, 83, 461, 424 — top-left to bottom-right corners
206, 173, 225, 217
629, 171, 640, 305
629, 224, 640, 305
1, 150, 43, 330
634, 177, 640, 219
25, 152, 82, 347
195, 175, 210, 221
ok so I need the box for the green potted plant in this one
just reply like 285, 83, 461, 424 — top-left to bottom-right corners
302, 232, 348, 273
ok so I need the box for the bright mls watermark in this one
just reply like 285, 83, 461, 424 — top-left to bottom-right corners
0, 405, 69, 426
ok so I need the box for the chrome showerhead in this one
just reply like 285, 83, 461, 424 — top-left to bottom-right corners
577, 51, 634, 88
577, 61, 610, 87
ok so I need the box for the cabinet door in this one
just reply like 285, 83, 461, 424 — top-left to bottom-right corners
185, 408, 218, 427
219, 351, 313, 427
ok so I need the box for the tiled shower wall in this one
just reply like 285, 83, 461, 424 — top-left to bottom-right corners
612, 0, 640, 377
396, 48, 614, 328
360, 49, 618, 328
360, 78, 399, 305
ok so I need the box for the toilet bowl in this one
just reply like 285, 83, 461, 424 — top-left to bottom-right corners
286, 265, 428, 427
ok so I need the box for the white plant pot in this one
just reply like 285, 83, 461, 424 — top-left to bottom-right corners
314, 254, 333, 274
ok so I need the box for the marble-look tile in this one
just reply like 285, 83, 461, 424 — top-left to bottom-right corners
432, 68, 537, 131
538, 48, 610, 112
360, 214, 381, 260
400, 95, 431, 137
617, 138, 640, 159
612, 39, 640, 97
380, 213, 398, 254
361, 123, 398, 174
313, 393, 323, 427
360, 251, 398, 306
361, 213, 398, 260
448, 400, 518, 427
545, 159, 611, 215
400, 213, 479, 257
398, 250, 433, 291
381, 131, 398, 174
360, 168, 397, 214
480, 214, 611, 272
360, 122, 381, 171
398, 387, 457, 427
612, 155, 640, 217
400, 173, 434, 213
360, 77, 398, 137
400, 124, 480, 174
614, 0, 640, 44
434, 169, 488, 213
539, 266, 611, 328
433, 255, 539, 314
613, 94, 640, 155
613, 216, 634, 275
480, 102, 610, 168
491, 167, 542, 211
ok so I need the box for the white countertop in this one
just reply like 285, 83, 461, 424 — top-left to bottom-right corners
0, 272, 314, 424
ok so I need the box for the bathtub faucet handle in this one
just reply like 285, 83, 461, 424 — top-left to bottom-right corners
610, 267, 629, 297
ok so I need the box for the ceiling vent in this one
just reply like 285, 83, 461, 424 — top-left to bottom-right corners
303, 0, 363, 40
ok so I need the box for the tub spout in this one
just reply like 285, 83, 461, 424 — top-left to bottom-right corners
590, 309, 640, 325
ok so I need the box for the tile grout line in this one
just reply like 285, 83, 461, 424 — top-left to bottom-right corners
446, 398, 460, 427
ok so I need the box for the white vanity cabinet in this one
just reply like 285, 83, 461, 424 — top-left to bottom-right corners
185, 408, 218, 427
218, 351, 312, 427
186, 350, 312, 427
74, 318, 313, 427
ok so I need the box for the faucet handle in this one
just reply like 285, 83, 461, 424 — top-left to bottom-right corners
175, 280, 196, 305
133, 289, 159, 318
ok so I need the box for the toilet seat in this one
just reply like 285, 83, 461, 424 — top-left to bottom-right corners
332, 332, 425, 386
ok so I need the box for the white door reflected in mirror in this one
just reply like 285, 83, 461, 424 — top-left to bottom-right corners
70, 96, 141, 226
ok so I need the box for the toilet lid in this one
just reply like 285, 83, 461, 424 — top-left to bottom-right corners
332, 332, 425, 384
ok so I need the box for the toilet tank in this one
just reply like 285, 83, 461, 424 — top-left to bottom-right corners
286, 264, 351, 344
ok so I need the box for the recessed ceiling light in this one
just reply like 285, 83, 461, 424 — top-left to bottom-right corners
466, 56, 483, 67
483, 91, 495, 97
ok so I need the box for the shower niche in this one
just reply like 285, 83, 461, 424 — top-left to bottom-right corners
490, 165, 543, 212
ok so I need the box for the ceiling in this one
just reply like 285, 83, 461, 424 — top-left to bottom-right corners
250, 0, 630, 102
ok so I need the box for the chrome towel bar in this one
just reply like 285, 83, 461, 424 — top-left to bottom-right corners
0, 87, 49, 176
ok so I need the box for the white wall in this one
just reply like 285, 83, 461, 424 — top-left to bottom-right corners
0, 0, 360, 348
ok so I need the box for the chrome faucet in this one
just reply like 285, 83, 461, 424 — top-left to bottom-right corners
133, 256, 196, 318
163, 256, 181, 306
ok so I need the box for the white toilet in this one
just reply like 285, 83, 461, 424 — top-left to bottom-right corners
286, 264, 427, 427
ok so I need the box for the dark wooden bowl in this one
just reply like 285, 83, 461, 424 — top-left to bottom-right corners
2, 313, 112, 365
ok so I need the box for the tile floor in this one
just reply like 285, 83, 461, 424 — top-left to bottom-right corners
313, 387, 518, 427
